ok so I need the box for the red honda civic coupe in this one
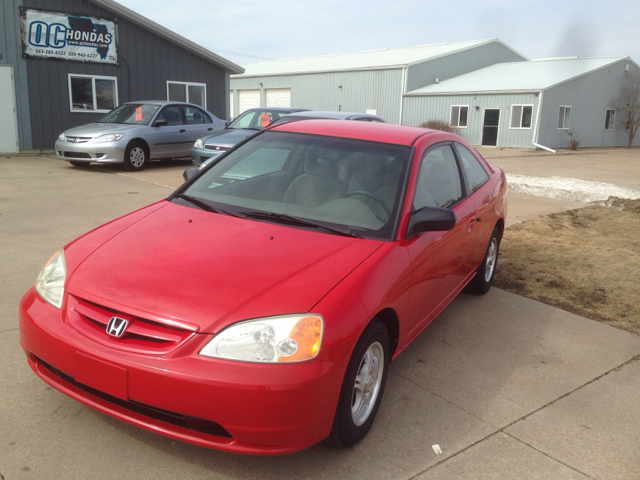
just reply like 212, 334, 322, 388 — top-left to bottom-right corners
20, 120, 507, 455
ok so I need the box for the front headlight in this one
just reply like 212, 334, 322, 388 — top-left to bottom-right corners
92, 133, 124, 143
58, 133, 66, 141
200, 314, 323, 363
194, 138, 203, 148
35, 250, 67, 309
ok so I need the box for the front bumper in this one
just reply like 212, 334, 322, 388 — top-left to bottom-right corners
19, 288, 352, 455
190, 146, 223, 166
55, 139, 126, 164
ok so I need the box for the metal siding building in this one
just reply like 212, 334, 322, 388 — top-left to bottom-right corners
230, 39, 526, 125
403, 57, 640, 149
1, 0, 243, 151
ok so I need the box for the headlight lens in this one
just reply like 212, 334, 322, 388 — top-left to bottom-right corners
92, 133, 124, 142
58, 133, 66, 141
194, 138, 203, 148
200, 314, 323, 363
35, 250, 67, 309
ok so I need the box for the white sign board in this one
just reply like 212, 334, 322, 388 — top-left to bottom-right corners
20, 8, 118, 65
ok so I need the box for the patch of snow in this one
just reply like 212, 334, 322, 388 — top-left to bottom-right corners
506, 174, 640, 203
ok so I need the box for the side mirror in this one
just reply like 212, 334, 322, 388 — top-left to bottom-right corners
183, 167, 199, 182
225, 121, 229, 128
406, 206, 457, 239
152, 118, 168, 127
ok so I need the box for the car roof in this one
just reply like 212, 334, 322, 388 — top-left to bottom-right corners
282, 111, 385, 121
244, 107, 310, 113
124, 100, 206, 107
269, 119, 437, 146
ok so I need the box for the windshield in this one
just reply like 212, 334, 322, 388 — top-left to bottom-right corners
99, 104, 160, 125
228, 110, 291, 130
175, 131, 411, 240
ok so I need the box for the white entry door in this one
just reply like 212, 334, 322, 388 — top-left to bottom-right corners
0, 66, 19, 154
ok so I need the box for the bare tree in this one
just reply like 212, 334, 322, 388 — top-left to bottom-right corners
614, 69, 640, 147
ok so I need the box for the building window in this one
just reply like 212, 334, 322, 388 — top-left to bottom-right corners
558, 106, 571, 129
450, 105, 469, 128
68, 74, 117, 112
510, 105, 533, 129
167, 81, 206, 108
605, 109, 616, 130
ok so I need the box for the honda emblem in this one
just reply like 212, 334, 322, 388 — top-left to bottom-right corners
106, 316, 128, 337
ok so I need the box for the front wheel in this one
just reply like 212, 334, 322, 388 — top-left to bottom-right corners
467, 227, 500, 294
327, 319, 389, 448
123, 141, 148, 171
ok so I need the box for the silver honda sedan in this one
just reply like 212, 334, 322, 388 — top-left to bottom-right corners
55, 101, 225, 170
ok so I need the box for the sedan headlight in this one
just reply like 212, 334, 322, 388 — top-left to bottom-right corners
194, 138, 203, 149
35, 250, 67, 309
58, 133, 66, 141
92, 133, 124, 143
200, 315, 323, 363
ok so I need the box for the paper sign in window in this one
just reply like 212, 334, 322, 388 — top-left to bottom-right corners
135, 106, 142, 122
260, 112, 271, 127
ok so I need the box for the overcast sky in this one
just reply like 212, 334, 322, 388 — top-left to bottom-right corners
115, 0, 640, 68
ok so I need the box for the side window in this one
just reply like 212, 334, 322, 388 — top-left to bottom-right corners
455, 143, 489, 193
156, 105, 183, 126
184, 106, 210, 124
413, 145, 462, 210
234, 111, 257, 128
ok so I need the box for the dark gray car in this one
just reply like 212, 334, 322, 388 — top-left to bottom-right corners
190, 107, 309, 166
55, 101, 225, 170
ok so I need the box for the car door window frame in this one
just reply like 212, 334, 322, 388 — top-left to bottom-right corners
452, 142, 490, 195
411, 142, 468, 213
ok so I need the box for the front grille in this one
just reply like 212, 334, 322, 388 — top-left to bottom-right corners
66, 136, 92, 143
34, 355, 232, 439
205, 145, 230, 151
63, 151, 92, 159
67, 295, 198, 354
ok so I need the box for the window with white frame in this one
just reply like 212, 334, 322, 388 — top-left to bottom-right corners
167, 81, 206, 108
450, 105, 469, 127
68, 74, 117, 112
605, 109, 616, 130
510, 105, 533, 129
558, 106, 571, 129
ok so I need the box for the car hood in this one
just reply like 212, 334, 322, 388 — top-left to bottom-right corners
62, 123, 143, 137
67, 201, 383, 333
202, 128, 257, 146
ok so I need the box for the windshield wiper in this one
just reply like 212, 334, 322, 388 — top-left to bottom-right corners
240, 211, 363, 238
175, 194, 240, 217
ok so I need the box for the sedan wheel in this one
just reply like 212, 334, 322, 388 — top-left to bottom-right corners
327, 319, 389, 448
123, 142, 148, 171
467, 227, 500, 294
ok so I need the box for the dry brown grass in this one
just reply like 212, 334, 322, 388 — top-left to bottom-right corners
494, 198, 640, 335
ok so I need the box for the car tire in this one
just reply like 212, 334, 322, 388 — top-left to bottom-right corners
467, 227, 500, 295
327, 319, 389, 448
123, 141, 148, 171
68, 161, 88, 167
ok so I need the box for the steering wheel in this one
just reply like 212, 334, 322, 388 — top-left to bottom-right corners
344, 190, 391, 221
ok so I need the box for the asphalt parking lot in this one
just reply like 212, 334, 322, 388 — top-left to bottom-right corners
1, 153, 640, 479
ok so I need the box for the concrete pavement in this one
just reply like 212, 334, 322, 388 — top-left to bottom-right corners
1, 155, 639, 479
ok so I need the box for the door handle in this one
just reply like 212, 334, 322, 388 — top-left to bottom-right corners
180, 129, 186, 133
208, 128, 213, 131
476, 217, 482, 222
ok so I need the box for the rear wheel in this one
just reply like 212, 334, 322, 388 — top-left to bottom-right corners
467, 227, 500, 294
123, 141, 148, 171
327, 319, 389, 448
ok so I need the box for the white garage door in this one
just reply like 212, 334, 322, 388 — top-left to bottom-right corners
0, 66, 19, 154
238, 90, 260, 115
266, 88, 291, 108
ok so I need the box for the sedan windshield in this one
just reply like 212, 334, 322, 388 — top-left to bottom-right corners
176, 131, 411, 240
228, 110, 291, 130
99, 104, 160, 125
